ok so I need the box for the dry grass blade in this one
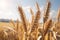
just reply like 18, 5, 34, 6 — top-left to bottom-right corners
43, 1, 51, 23
18, 6, 27, 32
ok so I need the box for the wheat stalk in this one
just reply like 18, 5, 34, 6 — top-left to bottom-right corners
30, 8, 35, 26
41, 19, 52, 40
43, 1, 51, 23
44, 19, 52, 36
31, 2, 40, 33
42, 1, 51, 40
31, 10, 40, 32
30, 8, 35, 32
29, 2, 41, 40
16, 19, 20, 40
16, 19, 19, 31
18, 6, 27, 32
48, 31, 53, 40
18, 6, 29, 40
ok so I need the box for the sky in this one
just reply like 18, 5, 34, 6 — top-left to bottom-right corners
0, 0, 60, 23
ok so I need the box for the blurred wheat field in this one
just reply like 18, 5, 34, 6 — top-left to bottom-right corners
0, 0, 60, 40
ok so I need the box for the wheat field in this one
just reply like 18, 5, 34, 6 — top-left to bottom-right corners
0, 0, 60, 40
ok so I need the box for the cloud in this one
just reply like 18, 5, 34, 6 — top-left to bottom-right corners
0, 0, 20, 20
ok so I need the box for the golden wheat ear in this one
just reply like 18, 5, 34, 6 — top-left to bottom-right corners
30, 8, 35, 27
42, 1, 51, 39
43, 1, 51, 23
31, 2, 41, 33
35, 2, 40, 11
28, 2, 41, 40
18, 6, 27, 32
44, 19, 52, 36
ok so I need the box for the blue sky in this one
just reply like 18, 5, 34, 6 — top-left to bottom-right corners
17, 0, 60, 10
0, 0, 60, 23
17, 0, 60, 22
